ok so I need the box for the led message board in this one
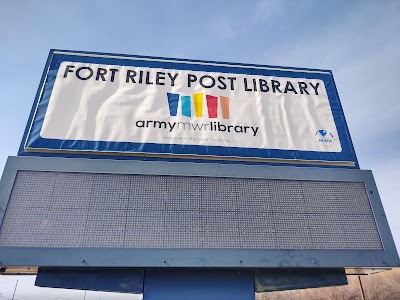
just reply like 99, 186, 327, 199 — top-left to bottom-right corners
0, 156, 398, 269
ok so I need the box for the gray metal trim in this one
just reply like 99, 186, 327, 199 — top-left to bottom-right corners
0, 248, 399, 268
0, 156, 399, 268
4, 156, 369, 181
0, 160, 18, 229
363, 175, 397, 255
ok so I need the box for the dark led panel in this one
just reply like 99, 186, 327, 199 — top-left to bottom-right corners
0, 170, 382, 250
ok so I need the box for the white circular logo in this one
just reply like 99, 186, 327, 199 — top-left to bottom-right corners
315, 130, 335, 147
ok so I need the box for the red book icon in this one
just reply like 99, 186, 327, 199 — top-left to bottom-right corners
206, 95, 218, 118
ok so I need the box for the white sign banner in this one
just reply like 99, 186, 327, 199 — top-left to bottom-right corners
40, 61, 341, 153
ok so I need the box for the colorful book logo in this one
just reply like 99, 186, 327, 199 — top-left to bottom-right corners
167, 93, 230, 119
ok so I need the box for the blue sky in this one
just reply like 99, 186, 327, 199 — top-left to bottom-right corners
0, 0, 399, 298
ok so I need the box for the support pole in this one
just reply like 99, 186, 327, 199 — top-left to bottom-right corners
12, 280, 18, 300
143, 269, 255, 300
358, 276, 366, 300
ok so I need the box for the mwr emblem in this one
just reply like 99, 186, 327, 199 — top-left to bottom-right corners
315, 130, 335, 147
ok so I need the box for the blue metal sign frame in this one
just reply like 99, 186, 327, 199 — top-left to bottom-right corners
19, 50, 359, 168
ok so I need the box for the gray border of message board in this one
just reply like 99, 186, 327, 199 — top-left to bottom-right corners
0, 156, 399, 268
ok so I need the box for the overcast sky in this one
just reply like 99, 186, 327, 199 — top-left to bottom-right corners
0, 0, 399, 299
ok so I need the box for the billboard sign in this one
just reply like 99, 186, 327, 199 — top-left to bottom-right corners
20, 50, 358, 167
